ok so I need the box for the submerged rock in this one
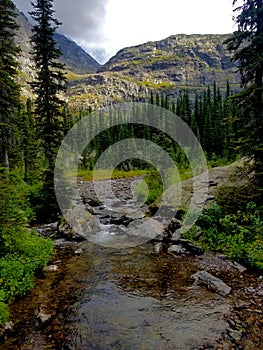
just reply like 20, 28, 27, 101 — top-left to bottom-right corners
43, 265, 59, 272
74, 248, 84, 256
152, 242, 163, 254
37, 309, 52, 324
168, 244, 187, 255
191, 270, 232, 296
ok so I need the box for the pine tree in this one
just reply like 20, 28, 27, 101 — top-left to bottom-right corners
225, 0, 263, 188
0, 0, 21, 170
30, 0, 66, 219
30, 0, 65, 166
21, 99, 41, 183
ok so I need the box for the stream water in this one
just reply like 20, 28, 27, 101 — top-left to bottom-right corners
1, 242, 232, 350
0, 178, 240, 349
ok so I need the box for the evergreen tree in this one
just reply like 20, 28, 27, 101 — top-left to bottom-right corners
225, 0, 263, 188
21, 99, 41, 183
30, 0, 66, 219
0, 0, 21, 170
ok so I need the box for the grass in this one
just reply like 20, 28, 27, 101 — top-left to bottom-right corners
76, 168, 148, 181
134, 166, 193, 204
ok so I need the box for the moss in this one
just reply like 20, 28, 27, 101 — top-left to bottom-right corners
139, 81, 175, 89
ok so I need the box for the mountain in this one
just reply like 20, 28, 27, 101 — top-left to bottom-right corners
54, 33, 100, 74
14, 10, 240, 108
100, 34, 239, 92
66, 34, 240, 108
15, 10, 100, 75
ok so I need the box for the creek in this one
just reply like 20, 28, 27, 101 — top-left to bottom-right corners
0, 177, 262, 350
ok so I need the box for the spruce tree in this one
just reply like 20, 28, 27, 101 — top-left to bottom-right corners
0, 0, 21, 170
30, 0, 66, 219
225, 0, 263, 191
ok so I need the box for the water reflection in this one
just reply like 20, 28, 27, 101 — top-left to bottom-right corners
0, 243, 230, 350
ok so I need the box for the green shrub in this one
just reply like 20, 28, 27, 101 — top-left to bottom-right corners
195, 202, 263, 270
0, 172, 54, 323
0, 233, 53, 301
0, 302, 9, 324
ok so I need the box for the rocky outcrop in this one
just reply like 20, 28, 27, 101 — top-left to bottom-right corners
66, 34, 241, 108
99, 34, 240, 97
66, 73, 149, 108
15, 9, 240, 108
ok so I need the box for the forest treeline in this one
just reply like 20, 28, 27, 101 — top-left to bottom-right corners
0, 0, 262, 323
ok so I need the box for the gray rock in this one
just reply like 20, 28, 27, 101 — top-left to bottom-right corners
168, 244, 187, 255
37, 309, 52, 324
43, 265, 59, 272
153, 242, 163, 254
64, 205, 100, 240
170, 229, 182, 240
191, 270, 232, 296
227, 329, 242, 341
127, 210, 145, 221
4, 321, 14, 331
232, 261, 247, 273
74, 248, 84, 256
179, 239, 204, 255
168, 218, 182, 231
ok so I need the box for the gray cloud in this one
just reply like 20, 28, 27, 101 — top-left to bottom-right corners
13, 0, 109, 60
55, 0, 109, 42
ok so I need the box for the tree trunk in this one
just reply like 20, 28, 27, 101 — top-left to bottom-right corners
3, 146, 9, 171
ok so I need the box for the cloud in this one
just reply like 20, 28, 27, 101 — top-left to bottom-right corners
55, 0, 109, 42
13, 0, 236, 64
13, 0, 109, 44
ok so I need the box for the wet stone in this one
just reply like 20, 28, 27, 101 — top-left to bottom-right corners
168, 244, 187, 255
74, 248, 84, 256
191, 270, 232, 296
152, 242, 163, 254
43, 265, 59, 272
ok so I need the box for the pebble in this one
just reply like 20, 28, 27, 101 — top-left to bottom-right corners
43, 265, 59, 272
74, 248, 84, 256
227, 329, 242, 341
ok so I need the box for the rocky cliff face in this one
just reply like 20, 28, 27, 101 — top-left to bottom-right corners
99, 34, 239, 94
14, 10, 240, 108
66, 34, 240, 108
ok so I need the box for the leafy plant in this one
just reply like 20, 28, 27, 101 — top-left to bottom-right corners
194, 202, 263, 270
0, 171, 54, 323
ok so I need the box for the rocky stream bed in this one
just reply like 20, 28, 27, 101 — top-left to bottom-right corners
0, 172, 262, 350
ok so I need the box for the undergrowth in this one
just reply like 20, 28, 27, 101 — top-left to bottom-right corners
0, 171, 53, 324
185, 202, 263, 271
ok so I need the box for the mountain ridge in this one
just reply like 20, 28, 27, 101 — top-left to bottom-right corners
66, 33, 240, 108
15, 10, 100, 75
14, 9, 240, 108
99, 33, 239, 89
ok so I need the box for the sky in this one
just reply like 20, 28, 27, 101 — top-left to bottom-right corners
13, 0, 236, 64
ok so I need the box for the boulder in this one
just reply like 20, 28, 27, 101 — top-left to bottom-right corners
191, 270, 232, 296
178, 239, 204, 255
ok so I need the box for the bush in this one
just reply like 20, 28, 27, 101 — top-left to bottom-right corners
195, 202, 263, 270
0, 291, 9, 324
0, 172, 54, 323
